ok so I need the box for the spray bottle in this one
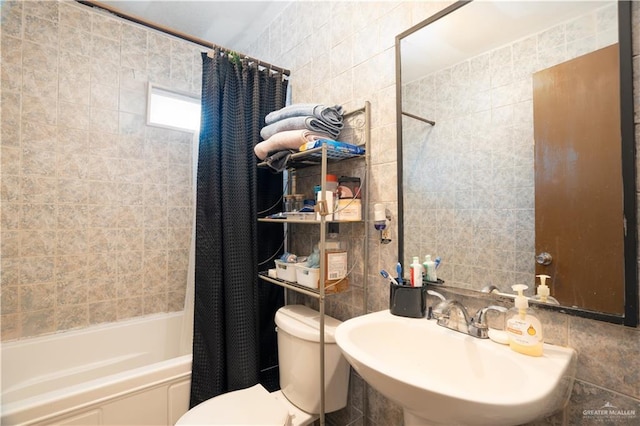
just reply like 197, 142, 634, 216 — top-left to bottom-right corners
506, 284, 544, 357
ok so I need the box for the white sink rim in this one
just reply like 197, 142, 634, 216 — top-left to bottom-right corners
335, 309, 577, 425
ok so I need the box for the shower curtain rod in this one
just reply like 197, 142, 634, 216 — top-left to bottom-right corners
77, 1, 291, 77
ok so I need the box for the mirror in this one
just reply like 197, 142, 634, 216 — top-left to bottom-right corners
396, 0, 637, 325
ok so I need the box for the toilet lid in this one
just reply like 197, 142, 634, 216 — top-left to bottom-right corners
176, 384, 290, 426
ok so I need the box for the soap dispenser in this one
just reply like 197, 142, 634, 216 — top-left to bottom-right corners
531, 274, 560, 305
506, 285, 544, 357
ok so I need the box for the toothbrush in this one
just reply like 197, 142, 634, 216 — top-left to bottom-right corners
380, 270, 399, 286
396, 262, 403, 285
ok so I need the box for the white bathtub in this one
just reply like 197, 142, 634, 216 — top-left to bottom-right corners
1, 312, 192, 426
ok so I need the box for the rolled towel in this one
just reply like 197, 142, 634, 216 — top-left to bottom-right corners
265, 104, 344, 126
260, 116, 342, 140
254, 129, 328, 160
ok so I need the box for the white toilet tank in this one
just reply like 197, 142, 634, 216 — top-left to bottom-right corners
274, 305, 350, 414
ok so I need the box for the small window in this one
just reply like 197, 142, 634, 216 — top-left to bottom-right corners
147, 84, 201, 132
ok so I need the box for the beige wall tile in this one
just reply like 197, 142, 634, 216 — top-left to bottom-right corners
56, 304, 88, 331
1, 179, 21, 212
20, 284, 56, 312
24, 14, 58, 46
569, 317, 640, 398
2, 286, 20, 315
21, 308, 55, 336
4, 3, 636, 425
567, 379, 640, 424
21, 230, 56, 257
1, 2, 24, 38
89, 300, 117, 324
117, 296, 143, 319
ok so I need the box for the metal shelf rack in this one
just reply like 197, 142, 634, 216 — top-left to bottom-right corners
257, 101, 370, 426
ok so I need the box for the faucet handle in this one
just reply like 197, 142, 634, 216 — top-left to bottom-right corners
481, 285, 500, 294
426, 290, 447, 319
472, 305, 508, 328
427, 290, 446, 301
468, 305, 507, 338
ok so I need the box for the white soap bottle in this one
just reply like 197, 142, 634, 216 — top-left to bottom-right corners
410, 256, 424, 287
531, 274, 560, 305
506, 284, 544, 357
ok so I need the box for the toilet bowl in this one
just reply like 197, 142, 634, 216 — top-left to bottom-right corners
175, 383, 314, 426
176, 305, 350, 426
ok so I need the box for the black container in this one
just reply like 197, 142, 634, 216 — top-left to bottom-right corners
389, 282, 428, 318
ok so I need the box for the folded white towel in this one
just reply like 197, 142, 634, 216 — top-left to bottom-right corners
260, 116, 341, 140
265, 104, 344, 126
254, 129, 328, 160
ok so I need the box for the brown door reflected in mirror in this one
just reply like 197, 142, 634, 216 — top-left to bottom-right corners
533, 44, 624, 314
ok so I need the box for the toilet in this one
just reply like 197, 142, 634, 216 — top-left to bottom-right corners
176, 305, 350, 426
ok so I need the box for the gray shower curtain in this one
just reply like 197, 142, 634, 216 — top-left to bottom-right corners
190, 50, 288, 407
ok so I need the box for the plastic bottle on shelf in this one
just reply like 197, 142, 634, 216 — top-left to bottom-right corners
293, 194, 305, 212
322, 232, 349, 292
316, 174, 338, 221
325, 174, 339, 193
284, 194, 295, 212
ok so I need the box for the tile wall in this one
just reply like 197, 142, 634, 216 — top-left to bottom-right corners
245, 1, 639, 425
1, 0, 202, 340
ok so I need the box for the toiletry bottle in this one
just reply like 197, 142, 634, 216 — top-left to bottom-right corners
323, 232, 348, 288
410, 256, 423, 287
506, 285, 544, 357
423, 255, 437, 282
316, 175, 338, 221
531, 274, 560, 305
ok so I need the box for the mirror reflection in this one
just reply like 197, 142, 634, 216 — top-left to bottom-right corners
398, 0, 628, 316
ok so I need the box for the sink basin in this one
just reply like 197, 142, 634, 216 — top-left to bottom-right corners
335, 310, 577, 426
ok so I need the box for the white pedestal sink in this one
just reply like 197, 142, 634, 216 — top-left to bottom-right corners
335, 310, 577, 426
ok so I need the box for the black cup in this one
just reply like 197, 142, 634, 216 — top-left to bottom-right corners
389, 282, 427, 318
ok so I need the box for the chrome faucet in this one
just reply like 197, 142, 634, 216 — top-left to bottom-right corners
428, 292, 507, 339
468, 305, 508, 338
436, 300, 472, 334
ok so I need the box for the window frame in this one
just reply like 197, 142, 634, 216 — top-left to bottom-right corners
146, 83, 201, 133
